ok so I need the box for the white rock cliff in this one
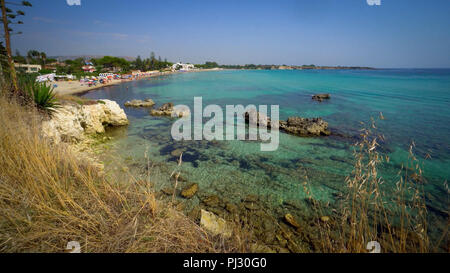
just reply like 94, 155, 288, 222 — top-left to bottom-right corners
42, 99, 129, 143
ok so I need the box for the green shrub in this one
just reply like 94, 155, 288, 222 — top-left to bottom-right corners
20, 77, 59, 113
39, 69, 54, 75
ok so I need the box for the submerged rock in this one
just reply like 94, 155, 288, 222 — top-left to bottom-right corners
150, 102, 173, 116
181, 183, 198, 198
41, 99, 129, 143
244, 202, 260, 210
243, 194, 258, 203
124, 99, 155, 107
200, 209, 232, 237
242, 194, 260, 210
201, 195, 220, 207
312, 93, 331, 102
151, 103, 190, 118
280, 117, 330, 137
225, 203, 238, 214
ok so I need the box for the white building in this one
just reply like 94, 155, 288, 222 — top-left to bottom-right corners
15, 63, 42, 73
172, 62, 195, 71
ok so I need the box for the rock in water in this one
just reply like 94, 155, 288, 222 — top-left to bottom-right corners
201, 195, 220, 207
151, 103, 190, 118
181, 183, 198, 198
225, 203, 238, 214
280, 117, 330, 137
244, 202, 260, 210
312, 94, 331, 102
159, 102, 174, 111
243, 194, 258, 202
150, 102, 174, 116
200, 209, 232, 237
284, 214, 301, 230
124, 99, 155, 107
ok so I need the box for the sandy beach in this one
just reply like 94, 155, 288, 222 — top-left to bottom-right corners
53, 69, 223, 96
53, 79, 123, 96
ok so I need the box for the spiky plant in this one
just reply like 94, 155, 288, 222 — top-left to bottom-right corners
21, 77, 59, 114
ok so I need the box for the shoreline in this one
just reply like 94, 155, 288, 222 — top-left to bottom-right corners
54, 67, 379, 97
54, 68, 224, 96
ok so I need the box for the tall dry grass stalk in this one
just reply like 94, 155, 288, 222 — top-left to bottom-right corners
0, 94, 241, 253
306, 116, 433, 253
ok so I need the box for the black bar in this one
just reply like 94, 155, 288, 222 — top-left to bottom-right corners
0, 253, 446, 272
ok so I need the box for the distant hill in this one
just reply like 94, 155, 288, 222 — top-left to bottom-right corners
49, 55, 136, 62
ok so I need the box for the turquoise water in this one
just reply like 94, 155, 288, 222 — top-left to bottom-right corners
83, 69, 450, 244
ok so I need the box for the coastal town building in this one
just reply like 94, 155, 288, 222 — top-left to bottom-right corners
172, 62, 195, 71
14, 63, 42, 73
82, 65, 96, 73
82, 60, 96, 73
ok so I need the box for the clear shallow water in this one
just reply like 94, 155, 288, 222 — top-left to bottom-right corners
83, 69, 450, 241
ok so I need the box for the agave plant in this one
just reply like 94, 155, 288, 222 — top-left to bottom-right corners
21, 78, 59, 114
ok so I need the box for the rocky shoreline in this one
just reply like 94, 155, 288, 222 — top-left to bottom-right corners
36, 99, 131, 181
40, 95, 332, 253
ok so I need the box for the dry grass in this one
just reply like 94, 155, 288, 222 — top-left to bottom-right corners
0, 93, 246, 253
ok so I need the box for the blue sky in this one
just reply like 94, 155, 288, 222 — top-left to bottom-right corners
10, 0, 450, 68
